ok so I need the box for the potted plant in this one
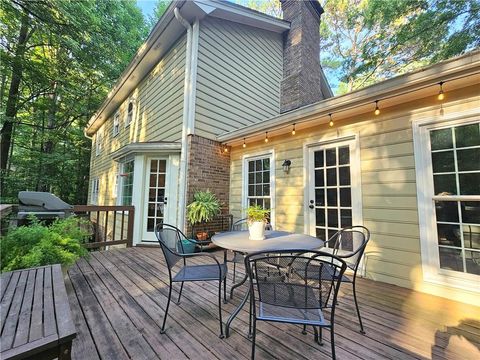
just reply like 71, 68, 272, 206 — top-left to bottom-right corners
246, 205, 270, 241
186, 190, 221, 241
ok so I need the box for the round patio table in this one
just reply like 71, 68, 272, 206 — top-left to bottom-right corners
211, 230, 323, 337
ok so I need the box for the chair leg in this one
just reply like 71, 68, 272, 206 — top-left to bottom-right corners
330, 325, 336, 360
248, 292, 253, 338
223, 276, 227, 304
352, 279, 365, 334
319, 327, 323, 346
161, 282, 173, 334
218, 279, 225, 339
313, 325, 319, 343
251, 318, 257, 360
177, 282, 184, 304
302, 324, 307, 335
233, 261, 236, 284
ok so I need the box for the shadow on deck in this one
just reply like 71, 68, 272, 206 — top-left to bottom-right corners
65, 247, 480, 359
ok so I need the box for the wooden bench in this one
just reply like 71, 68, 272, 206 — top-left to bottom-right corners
1, 264, 76, 360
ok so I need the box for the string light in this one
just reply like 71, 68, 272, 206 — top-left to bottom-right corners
223, 144, 228, 153
243, 138, 246, 148
292, 123, 296, 135
438, 81, 445, 101
329, 113, 334, 127
264, 131, 269, 143
374, 100, 380, 116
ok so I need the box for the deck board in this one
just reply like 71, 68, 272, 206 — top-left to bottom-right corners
67, 247, 480, 359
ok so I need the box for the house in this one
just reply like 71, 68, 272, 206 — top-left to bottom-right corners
86, 0, 480, 306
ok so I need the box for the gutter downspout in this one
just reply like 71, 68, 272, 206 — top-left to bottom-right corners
174, 8, 199, 231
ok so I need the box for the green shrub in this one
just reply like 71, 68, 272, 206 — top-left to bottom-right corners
186, 190, 221, 225
0, 216, 90, 272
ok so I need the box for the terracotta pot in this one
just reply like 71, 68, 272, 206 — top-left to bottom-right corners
248, 221, 265, 241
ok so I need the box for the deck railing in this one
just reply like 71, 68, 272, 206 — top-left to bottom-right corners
73, 205, 135, 249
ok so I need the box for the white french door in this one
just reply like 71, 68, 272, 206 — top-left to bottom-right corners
142, 157, 176, 242
306, 137, 362, 243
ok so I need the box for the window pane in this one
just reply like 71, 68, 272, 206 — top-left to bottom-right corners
463, 225, 480, 250
455, 123, 480, 148
147, 218, 155, 232
316, 228, 326, 241
339, 167, 351, 186
158, 160, 166, 173
315, 169, 324, 187
255, 185, 262, 196
157, 174, 165, 187
255, 160, 262, 171
327, 189, 337, 206
439, 247, 463, 272
430, 128, 453, 150
263, 171, 269, 183
328, 229, 338, 242
148, 204, 155, 217
149, 189, 155, 202
316, 208, 325, 226
326, 148, 336, 166
314, 151, 324, 168
341, 209, 352, 227
263, 184, 270, 196
340, 188, 352, 207
437, 224, 461, 247
338, 146, 349, 165
263, 158, 270, 170
465, 251, 480, 275
255, 172, 262, 183
264, 198, 271, 209
327, 209, 338, 227
457, 148, 480, 171
327, 168, 337, 186
248, 185, 254, 196
150, 160, 157, 172
249, 161, 255, 172
433, 174, 457, 195
435, 201, 459, 222
459, 173, 480, 195
462, 202, 480, 224
315, 189, 325, 206
248, 173, 254, 184
431, 151, 455, 173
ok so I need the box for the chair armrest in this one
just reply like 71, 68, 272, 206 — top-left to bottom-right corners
181, 252, 225, 271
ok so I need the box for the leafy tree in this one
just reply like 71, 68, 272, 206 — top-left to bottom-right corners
0, 0, 149, 203
147, 0, 171, 29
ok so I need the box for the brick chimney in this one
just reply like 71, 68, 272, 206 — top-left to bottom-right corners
280, 0, 328, 113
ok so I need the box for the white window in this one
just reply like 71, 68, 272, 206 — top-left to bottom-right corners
125, 99, 136, 128
113, 166, 119, 199
91, 177, 100, 205
243, 152, 275, 223
414, 116, 480, 290
95, 129, 103, 156
119, 160, 134, 205
113, 112, 120, 137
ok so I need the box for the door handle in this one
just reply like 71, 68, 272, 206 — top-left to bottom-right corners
309, 204, 314, 209
164, 197, 168, 205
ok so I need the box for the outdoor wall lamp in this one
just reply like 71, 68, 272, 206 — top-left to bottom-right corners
282, 159, 292, 174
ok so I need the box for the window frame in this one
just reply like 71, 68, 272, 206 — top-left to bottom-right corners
242, 150, 275, 228
91, 177, 99, 205
124, 98, 136, 128
113, 112, 120, 137
413, 110, 480, 292
117, 159, 135, 206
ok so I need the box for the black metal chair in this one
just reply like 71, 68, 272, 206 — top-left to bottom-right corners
319, 225, 371, 334
245, 250, 347, 359
155, 223, 228, 338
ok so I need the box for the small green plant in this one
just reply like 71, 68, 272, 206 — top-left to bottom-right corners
186, 190, 221, 225
246, 205, 270, 223
0, 216, 90, 272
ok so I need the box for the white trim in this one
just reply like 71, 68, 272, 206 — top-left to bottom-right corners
187, 19, 199, 135
413, 110, 480, 292
241, 149, 276, 229
131, 155, 145, 246
111, 142, 181, 160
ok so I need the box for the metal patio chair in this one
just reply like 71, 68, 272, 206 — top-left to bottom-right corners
311, 226, 371, 334
155, 223, 228, 338
245, 250, 347, 359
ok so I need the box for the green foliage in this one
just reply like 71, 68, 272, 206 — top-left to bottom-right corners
186, 190, 221, 225
148, 0, 172, 28
0, 217, 89, 272
246, 205, 270, 223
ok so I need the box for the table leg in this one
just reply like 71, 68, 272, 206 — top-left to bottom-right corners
230, 273, 248, 299
225, 287, 250, 338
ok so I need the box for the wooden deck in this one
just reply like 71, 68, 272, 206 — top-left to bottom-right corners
65, 247, 480, 359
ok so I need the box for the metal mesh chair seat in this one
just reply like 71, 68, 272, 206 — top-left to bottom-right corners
258, 302, 327, 326
173, 263, 227, 282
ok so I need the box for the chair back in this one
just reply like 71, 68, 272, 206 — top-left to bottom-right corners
154, 223, 186, 269
245, 250, 347, 314
327, 226, 370, 270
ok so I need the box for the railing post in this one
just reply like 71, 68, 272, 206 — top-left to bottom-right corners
126, 206, 135, 247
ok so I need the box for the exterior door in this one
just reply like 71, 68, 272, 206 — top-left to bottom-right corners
307, 138, 362, 244
142, 158, 175, 242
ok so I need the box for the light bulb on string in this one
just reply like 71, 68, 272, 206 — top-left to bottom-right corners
329, 113, 334, 127
264, 131, 269, 143
223, 144, 228, 153
243, 138, 246, 148
438, 81, 445, 101
374, 100, 380, 116
292, 123, 296, 135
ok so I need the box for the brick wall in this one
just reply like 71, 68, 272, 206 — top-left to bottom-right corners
185, 134, 231, 236
280, 0, 326, 113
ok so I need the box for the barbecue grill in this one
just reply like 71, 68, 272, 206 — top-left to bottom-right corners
17, 191, 74, 225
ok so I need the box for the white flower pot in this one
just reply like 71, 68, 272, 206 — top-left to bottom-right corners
248, 221, 265, 241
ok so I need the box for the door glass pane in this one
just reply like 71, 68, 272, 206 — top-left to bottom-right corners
338, 146, 350, 165
314, 151, 324, 168
327, 168, 337, 186
315, 169, 324, 186
327, 189, 337, 206
340, 188, 352, 207
340, 209, 352, 227
339, 167, 351, 186
316, 209, 325, 226
316, 228, 326, 241
326, 148, 336, 166
327, 209, 338, 227
315, 189, 325, 206
430, 128, 453, 150
455, 123, 480, 148
431, 151, 455, 173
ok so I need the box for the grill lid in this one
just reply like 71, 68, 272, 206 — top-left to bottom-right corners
18, 191, 73, 211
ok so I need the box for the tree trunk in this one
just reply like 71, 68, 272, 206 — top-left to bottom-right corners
0, 13, 30, 171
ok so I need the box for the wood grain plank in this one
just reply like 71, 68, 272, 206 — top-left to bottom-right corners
12, 269, 36, 347
0, 271, 13, 301
0, 271, 20, 329
29, 267, 44, 342
51, 264, 76, 341
42, 266, 56, 337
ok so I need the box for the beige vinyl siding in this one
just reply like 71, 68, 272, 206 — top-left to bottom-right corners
195, 17, 283, 138
229, 84, 479, 300
88, 35, 186, 205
